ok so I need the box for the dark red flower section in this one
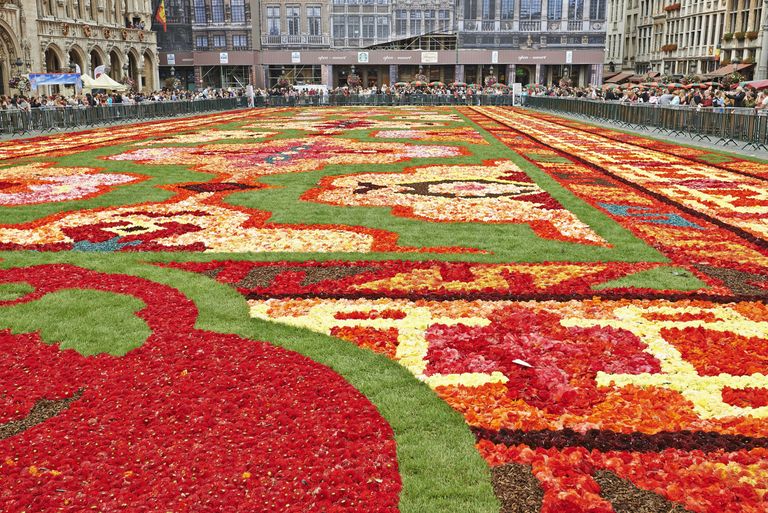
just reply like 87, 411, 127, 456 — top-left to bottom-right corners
0, 265, 400, 513
424, 306, 660, 415
163, 260, 735, 301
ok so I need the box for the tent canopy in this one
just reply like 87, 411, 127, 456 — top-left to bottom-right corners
88, 73, 128, 91
80, 74, 95, 88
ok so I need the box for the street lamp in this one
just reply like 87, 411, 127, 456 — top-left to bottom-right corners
170, 66, 175, 77
14, 57, 22, 75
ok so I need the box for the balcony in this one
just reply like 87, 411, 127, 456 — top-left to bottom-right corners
261, 34, 330, 47
567, 20, 582, 31
520, 21, 541, 31
37, 19, 157, 46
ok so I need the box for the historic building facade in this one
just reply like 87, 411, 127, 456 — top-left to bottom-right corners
0, 0, 158, 94
0, 0, 158, 95
605, 0, 767, 80
156, 0, 607, 89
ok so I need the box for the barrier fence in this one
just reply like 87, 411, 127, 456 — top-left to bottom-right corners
1, 97, 248, 136
2, 94, 520, 136
257, 94, 518, 108
521, 96, 768, 150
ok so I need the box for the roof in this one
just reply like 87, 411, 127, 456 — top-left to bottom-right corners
604, 71, 634, 83
706, 63, 754, 77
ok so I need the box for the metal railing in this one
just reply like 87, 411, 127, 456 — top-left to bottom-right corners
2, 94, 524, 136
522, 96, 768, 150
1, 98, 248, 136
254, 94, 519, 107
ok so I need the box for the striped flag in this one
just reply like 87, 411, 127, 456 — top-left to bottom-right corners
155, 0, 167, 32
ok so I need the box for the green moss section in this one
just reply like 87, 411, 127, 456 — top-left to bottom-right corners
0, 282, 34, 300
593, 266, 707, 291
0, 253, 499, 513
0, 288, 150, 355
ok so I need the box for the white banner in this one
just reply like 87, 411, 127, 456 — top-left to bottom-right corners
421, 51, 438, 64
219, 52, 229, 64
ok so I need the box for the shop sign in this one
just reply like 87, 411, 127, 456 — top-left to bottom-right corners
421, 51, 438, 64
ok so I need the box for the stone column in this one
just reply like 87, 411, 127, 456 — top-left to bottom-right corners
454, 64, 464, 83
322, 64, 332, 87
389, 64, 398, 84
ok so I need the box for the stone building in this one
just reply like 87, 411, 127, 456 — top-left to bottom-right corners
157, 0, 607, 89
0, 0, 158, 95
605, 0, 768, 80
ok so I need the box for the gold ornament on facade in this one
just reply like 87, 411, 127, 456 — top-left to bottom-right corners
139, 31, 145, 42
61, 23, 70, 36
103, 28, 111, 39
83, 24, 92, 37
121, 28, 128, 40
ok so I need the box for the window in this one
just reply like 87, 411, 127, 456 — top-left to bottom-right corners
568, 0, 583, 19
287, 5, 300, 35
520, 0, 541, 19
232, 34, 248, 48
212, 34, 226, 47
211, 0, 224, 23
348, 15, 361, 38
396, 9, 407, 36
307, 5, 321, 35
231, 0, 245, 22
501, 0, 514, 19
194, 0, 206, 23
482, 0, 495, 19
464, 0, 478, 19
409, 9, 422, 35
424, 10, 435, 32
267, 5, 280, 35
377, 0, 388, 4
167, 0, 189, 23
548, 0, 561, 19
377, 15, 389, 38
362, 16, 375, 38
589, 0, 606, 19
195, 35, 208, 49
333, 15, 346, 38
439, 9, 451, 30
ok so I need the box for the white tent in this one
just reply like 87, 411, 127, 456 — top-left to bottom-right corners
80, 74, 96, 89
88, 73, 128, 91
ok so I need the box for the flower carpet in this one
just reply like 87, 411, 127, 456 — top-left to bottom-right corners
0, 106, 766, 513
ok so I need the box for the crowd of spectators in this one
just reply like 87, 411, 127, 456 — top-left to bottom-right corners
523, 84, 768, 110
0, 87, 246, 111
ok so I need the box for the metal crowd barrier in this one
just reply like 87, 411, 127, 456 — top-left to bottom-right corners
1, 97, 248, 136
2, 94, 522, 136
258, 94, 518, 108
521, 96, 768, 151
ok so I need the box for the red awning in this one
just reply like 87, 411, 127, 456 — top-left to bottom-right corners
706, 63, 754, 77
604, 71, 634, 83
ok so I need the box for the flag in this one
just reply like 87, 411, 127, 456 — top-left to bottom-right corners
94, 65, 106, 78
155, 0, 167, 32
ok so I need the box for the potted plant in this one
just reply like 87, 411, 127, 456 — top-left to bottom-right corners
735, 31, 746, 41
747, 31, 759, 40
724, 32, 734, 41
